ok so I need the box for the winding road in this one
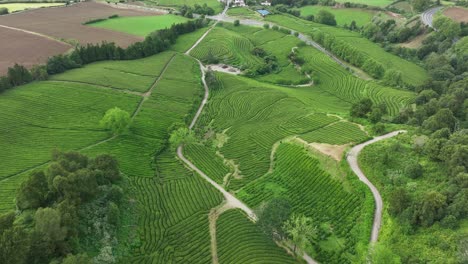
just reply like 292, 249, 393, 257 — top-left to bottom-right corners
421, 6, 443, 29
346, 130, 406, 243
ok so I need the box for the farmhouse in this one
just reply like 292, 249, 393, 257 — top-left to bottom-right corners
233, 0, 246, 7
261, 1, 271, 6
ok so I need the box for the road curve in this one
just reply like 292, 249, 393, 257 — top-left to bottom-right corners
346, 130, 406, 243
421, 6, 443, 29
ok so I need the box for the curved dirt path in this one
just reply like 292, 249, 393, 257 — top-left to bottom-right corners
177, 146, 257, 219
421, 6, 443, 29
346, 130, 406, 243
0, 24, 70, 46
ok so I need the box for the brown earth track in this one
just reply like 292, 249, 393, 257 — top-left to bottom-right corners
0, 26, 71, 75
0, 1, 161, 47
443, 7, 468, 23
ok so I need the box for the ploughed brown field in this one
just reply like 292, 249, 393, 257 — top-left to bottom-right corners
443, 7, 468, 23
0, 26, 71, 75
0, 2, 162, 74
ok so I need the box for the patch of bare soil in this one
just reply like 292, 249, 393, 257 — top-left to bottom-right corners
400, 33, 428, 49
0, 26, 71, 75
309, 142, 350, 161
207, 64, 242, 75
0, 2, 162, 47
443, 7, 468, 22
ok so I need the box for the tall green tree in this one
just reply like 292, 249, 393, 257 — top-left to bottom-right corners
169, 127, 196, 148
283, 213, 316, 254
257, 198, 291, 240
100, 107, 131, 135
316, 10, 336, 26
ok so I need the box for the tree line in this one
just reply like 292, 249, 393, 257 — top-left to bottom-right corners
0, 151, 124, 264
0, 18, 209, 94
310, 29, 386, 79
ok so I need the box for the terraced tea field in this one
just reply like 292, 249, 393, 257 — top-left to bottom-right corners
191, 26, 264, 69
265, 14, 428, 86
237, 143, 371, 263
0, 11, 420, 263
217, 210, 297, 264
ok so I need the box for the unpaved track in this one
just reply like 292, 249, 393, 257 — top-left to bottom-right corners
346, 130, 406, 243
177, 10, 319, 262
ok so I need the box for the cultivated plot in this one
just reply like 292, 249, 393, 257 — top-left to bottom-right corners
0, 2, 161, 47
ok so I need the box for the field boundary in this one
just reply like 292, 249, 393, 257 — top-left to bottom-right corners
0, 24, 71, 46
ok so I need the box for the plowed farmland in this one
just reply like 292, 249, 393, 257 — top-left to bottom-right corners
0, 2, 161, 47
0, 26, 71, 75
0, 1, 162, 74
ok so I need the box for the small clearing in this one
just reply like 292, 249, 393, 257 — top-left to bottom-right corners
207, 64, 242, 75
309, 142, 349, 161
400, 33, 428, 49
443, 7, 468, 22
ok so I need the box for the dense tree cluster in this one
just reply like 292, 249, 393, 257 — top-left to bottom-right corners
361, 18, 424, 44
246, 47, 279, 76
257, 199, 316, 255
0, 151, 123, 264
179, 4, 215, 18
0, 64, 48, 93
0, 19, 209, 94
350, 98, 388, 124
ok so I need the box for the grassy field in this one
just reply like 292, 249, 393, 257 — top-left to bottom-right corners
226, 7, 261, 19
89, 15, 189, 37
265, 14, 428, 86
334, 0, 394, 7
147, 0, 223, 13
298, 6, 376, 26
0, 2, 64, 12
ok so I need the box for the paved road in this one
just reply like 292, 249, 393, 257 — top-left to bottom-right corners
421, 6, 443, 29
346, 130, 406, 243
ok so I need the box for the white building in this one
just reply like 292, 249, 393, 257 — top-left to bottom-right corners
233, 0, 246, 7
260, 1, 271, 6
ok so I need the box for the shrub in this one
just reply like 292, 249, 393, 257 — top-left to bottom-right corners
316, 10, 336, 26
263, 23, 270, 29
0, 7, 8, 15
405, 162, 423, 179
83, 18, 107, 25
108, 14, 119, 19
31, 65, 49, 81
350, 98, 373, 118
234, 20, 240, 26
